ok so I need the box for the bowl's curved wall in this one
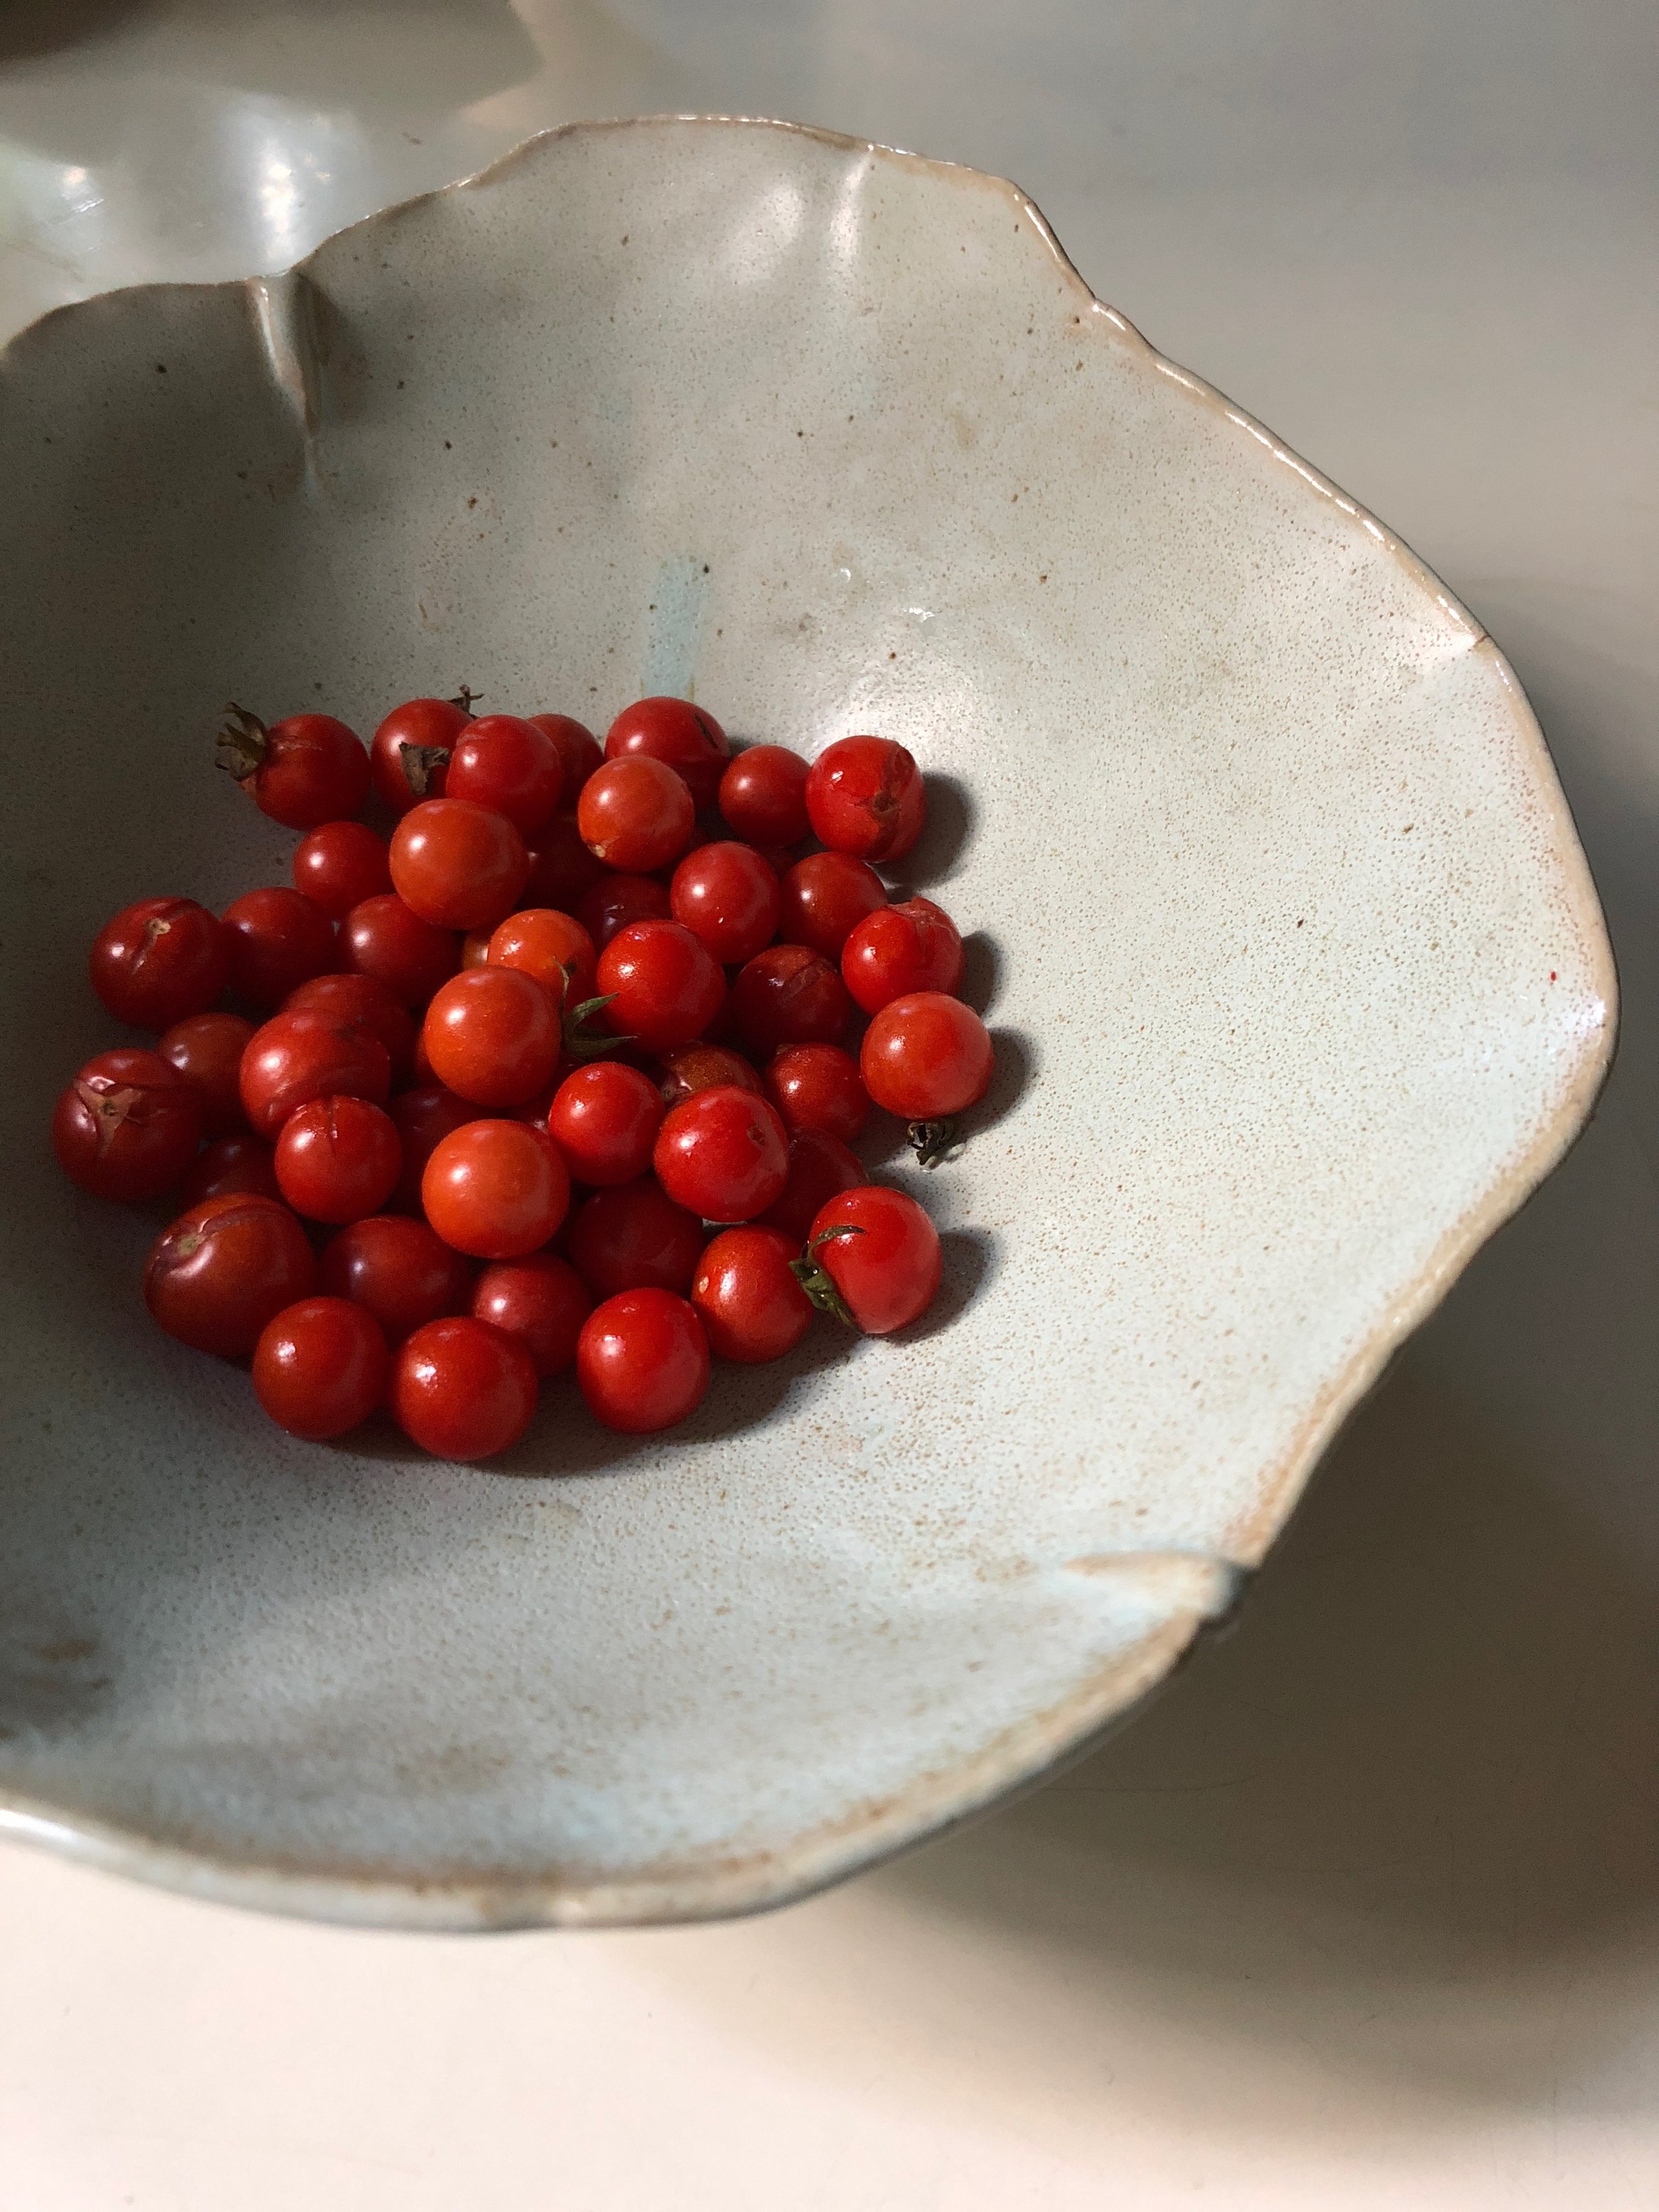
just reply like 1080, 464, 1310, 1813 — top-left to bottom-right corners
0, 119, 1612, 1925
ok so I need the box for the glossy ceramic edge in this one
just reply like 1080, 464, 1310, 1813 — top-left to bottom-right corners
0, 116, 1617, 1930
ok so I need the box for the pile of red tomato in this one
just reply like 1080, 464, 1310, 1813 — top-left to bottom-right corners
52, 693, 993, 1460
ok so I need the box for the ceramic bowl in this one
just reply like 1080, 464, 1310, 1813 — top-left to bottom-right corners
0, 118, 1613, 1927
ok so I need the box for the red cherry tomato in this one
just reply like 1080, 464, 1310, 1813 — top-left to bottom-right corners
763, 1041, 869, 1142
596, 920, 725, 1052
692, 1226, 814, 1363
471, 1252, 591, 1378
528, 713, 603, 800
444, 713, 564, 836
525, 812, 607, 910
292, 820, 392, 919
421, 966, 561, 1108
275, 1095, 403, 1223
731, 942, 851, 1057
283, 972, 416, 1083
220, 708, 370, 830
655, 1043, 763, 1111
391, 1315, 539, 1461
179, 1133, 282, 1209
221, 885, 336, 1009
370, 696, 470, 815
805, 736, 925, 861
421, 1119, 569, 1259
718, 744, 810, 846
860, 992, 993, 1118
653, 1085, 789, 1222
605, 696, 729, 810
566, 1178, 705, 1299
389, 798, 530, 932
576, 871, 672, 950
461, 928, 492, 968
89, 896, 229, 1030
143, 1192, 317, 1357
239, 1008, 392, 1140
159, 1011, 255, 1136
52, 1047, 202, 1203
546, 1061, 664, 1186
803, 1184, 941, 1333
841, 896, 964, 1014
757, 1127, 864, 1243
387, 1084, 478, 1213
319, 1213, 472, 1342
577, 757, 695, 873
576, 1288, 710, 1433
486, 907, 597, 1009
339, 893, 459, 1007
670, 841, 780, 965
776, 851, 887, 960
253, 1297, 389, 1439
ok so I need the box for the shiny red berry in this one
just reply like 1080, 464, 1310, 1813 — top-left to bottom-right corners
576, 1289, 709, 1433
804, 736, 924, 862
52, 1048, 202, 1203
860, 992, 993, 1119
292, 821, 392, 919
692, 1226, 814, 1363
253, 1297, 389, 1439
718, 744, 810, 846
670, 841, 781, 965
730, 942, 851, 1058
841, 896, 964, 1015
218, 706, 370, 830
471, 1252, 591, 1378
221, 886, 336, 1009
762, 1042, 869, 1142
775, 851, 885, 960
370, 696, 470, 815
391, 1316, 539, 1461
89, 896, 229, 1030
444, 713, 565, 836
605, 696, 729, 810
652, 1085, 789, 1223
577, 757, 695, 873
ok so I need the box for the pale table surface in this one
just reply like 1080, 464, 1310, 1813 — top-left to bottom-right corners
2, 5, 1656, 2207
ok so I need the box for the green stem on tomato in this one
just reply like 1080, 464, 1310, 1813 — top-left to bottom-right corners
214, 701, 268, 782
563, 992, 630, 1061
906, 1117, 958, 1169
788, 1223, 867, 1329
399, 743, 451, 798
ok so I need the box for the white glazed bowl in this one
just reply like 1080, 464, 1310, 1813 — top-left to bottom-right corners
0, 119, 1613, 1927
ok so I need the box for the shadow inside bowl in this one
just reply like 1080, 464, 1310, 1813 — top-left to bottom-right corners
891, 772, 974, 891
957, 930, 1001, 1017
328, 1221, 1001, 1481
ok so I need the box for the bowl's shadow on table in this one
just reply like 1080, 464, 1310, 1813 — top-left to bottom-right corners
884, 1336, 1659, 2057
638, 1319, 1659, 2140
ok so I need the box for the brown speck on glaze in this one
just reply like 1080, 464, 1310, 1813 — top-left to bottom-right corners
0, 113, 1613, 1935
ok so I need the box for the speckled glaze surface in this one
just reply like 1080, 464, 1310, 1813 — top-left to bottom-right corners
0, 117, 1613, 1928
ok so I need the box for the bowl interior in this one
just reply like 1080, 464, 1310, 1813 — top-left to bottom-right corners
0, 119, 1611, 1924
